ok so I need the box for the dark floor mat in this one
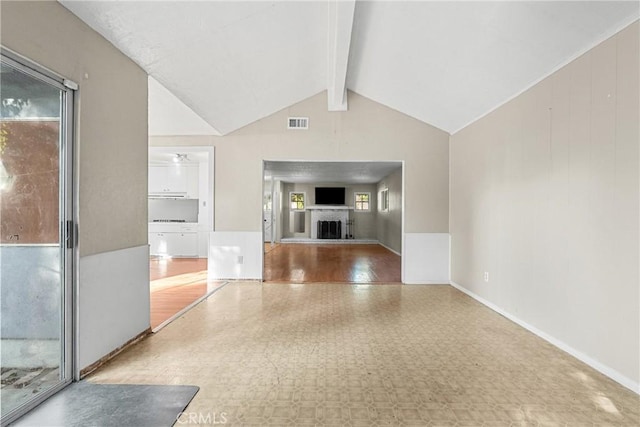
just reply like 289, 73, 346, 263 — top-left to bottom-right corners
11, 381, 199, 427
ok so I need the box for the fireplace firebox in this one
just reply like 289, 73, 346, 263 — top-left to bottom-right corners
317, 220, 342, 239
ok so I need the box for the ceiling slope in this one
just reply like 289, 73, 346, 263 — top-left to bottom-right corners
348, 1, 639, 133
61, 0, 328, 135
60, 1, 639, 136
148, 76, 220, 136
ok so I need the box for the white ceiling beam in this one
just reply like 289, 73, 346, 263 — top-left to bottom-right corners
327, 0, 356, 111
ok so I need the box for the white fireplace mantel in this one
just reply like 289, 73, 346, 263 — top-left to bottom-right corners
307, 205, 353, 210
309, 207, 351, 239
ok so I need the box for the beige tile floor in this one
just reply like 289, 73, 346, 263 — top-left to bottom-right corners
87, 283, 639, 426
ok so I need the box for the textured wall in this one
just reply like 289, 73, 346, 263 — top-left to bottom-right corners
1, 0, 148, 257
151, 91, 449, 235
450, 22, 639, 387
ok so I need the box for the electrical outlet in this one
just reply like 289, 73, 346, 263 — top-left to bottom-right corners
237, 255, 244, 265
483, 272, 489, 282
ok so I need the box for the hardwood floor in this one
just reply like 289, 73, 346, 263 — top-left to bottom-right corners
149, 244, 399, 329
264, 242, 279, 254
263, 243, 401, 283
149, 257, 224, 330
150, 281, 208, 329
150, 257, 208, 281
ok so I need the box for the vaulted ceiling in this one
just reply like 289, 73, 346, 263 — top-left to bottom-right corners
60, 1, 639, 136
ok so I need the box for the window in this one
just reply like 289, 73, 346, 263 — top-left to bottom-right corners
379, 188, 389, 212
263, 193, 272, 211
354, 192, 371, 212
290, 192, 305, 211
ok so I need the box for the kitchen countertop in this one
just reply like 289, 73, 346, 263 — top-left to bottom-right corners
148, 222, 200, 232
149, 221, 198, 224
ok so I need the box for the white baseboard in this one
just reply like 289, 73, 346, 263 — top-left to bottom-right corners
405, 281, 450, 285
280, 238, 378, 245
449, 281, 640, 395
377, 241, 401, 256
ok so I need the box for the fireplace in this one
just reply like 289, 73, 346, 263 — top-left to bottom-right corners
317, 220, 342, 239
308, 206, 350, 239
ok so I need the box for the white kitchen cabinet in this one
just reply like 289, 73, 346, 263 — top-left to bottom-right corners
149, 231, 198, 257
149, 164, 199, 197
149, 232, 168, 256
186, 166, 199, 199
171, 232, 198, 256
149, 165, 188, 194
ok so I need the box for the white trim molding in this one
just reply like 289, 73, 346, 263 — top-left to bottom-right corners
78, 245, 150, 370
403, 233, 450, 284
209, 231, 263, 280
450, 281, 640, 395
378, 241, 401, 257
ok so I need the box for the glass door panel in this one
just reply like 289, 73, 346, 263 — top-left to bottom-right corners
0, 54, 73, 423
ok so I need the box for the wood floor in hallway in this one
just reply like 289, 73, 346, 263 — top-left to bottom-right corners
150, 257, 208, 281
263, 243, 401, 283
149, 257, 224, 330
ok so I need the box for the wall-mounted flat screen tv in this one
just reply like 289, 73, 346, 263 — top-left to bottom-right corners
315, 187, 345, 205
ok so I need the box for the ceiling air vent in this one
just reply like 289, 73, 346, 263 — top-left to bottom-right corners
287, 117, 309, 130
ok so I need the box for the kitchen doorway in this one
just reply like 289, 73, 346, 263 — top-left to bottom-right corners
147, 146, 221, 330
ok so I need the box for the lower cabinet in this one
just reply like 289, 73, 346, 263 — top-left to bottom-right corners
149, 232, 198, 257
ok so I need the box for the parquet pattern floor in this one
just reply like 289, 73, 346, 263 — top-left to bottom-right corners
88, 282, 639, 426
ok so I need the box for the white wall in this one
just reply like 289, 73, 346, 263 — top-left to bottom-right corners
78, 246, 150, 369
2, 2, 148, 258
198, 159, 211, 257
148, 76, 219, 136
275, 180, 284, 242
2, 1, 150, 371
350, 184, 377, 239
450, 22, 639, 391
152, 91, 449, 233
208, 232, 262, 280
403, 233, 450, 284
376, 168, 402, 253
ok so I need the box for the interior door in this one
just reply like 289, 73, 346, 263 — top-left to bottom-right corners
263, 192, 272, 243
0, 51, 75, 424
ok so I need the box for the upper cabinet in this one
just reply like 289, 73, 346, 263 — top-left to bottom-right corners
149, 164, 198, 198
186, 166, 199, 199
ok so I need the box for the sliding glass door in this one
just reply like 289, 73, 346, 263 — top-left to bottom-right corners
0, 51, 75, 424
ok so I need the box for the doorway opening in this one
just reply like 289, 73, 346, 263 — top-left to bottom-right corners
147, 146, 223, 330
262, 161, 403, 283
